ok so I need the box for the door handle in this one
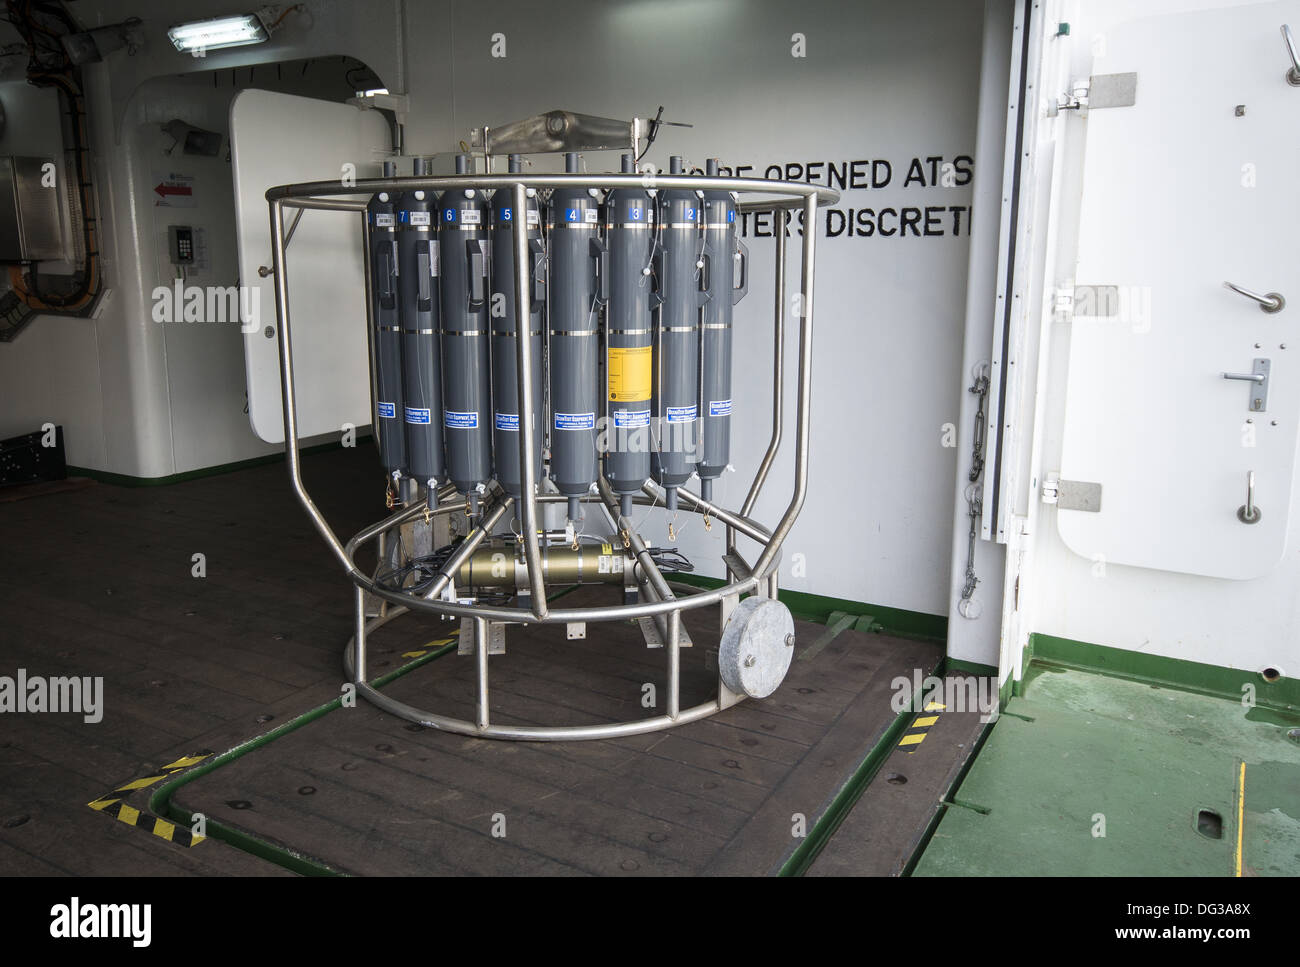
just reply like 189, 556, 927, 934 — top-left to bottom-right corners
1283, 25, 1300, 86
1222, 358, 1271, 412
1237, 471, 1262, 524
1223, 281, 1285, 313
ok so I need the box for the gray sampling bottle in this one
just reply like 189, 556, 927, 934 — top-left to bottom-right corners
697, 157, 748, 501
397, 157, 445, 502
603, 152, 655, 519
547, 152, 604, 522
367, 160, 406, 485
490, 154, 545, 521
438, 153, 492, 511
651, 155, 704, 511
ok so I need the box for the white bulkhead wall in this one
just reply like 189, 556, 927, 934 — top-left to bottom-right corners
15, 0, 991, 629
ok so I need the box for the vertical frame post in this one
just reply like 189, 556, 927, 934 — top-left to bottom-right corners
474, 616, 490, 728
511, 183, 548, 616
752, 194, 817, 579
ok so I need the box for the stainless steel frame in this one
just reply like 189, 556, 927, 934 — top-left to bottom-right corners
264, 172, 837, 741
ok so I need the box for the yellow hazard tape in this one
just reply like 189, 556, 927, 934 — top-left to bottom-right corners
87, 752, 213, 848
115, 774, 168, 792
900, 701, 947, 753
402, 635, 458, 659
1235, 761, 1245, 878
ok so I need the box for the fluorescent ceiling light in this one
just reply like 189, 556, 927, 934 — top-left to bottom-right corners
167, 14, 268, 53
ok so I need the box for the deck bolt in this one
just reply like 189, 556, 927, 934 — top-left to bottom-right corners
785, 633, 796, 647
744, 655, 756, 667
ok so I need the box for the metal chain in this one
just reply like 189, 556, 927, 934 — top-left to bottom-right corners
961, 365, 991, 605
961, 483, 983, 600
969, 369, 990, 484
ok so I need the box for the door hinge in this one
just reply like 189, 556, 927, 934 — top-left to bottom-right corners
1041, 472, 1103, 512
1052, 284, 1075, 319
1048, 72, 1137, 117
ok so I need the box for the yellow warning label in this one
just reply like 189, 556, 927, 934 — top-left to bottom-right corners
608, 345, 652, 402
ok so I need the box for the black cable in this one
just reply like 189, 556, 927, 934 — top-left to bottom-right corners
634, 105, 664, 163
647, 547, 694, 573
23, 71, 97, 309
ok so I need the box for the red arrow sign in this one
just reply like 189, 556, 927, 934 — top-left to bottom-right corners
154, 183, 192, 198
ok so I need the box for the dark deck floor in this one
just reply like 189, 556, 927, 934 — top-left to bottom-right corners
174, 585, 942, 876
0, 446, 950, 876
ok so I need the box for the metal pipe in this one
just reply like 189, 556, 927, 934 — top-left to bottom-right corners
355, 682, 720, 741
667, 608, 681, 719
284, 207, 306, 245
349, 500, 425, 553
592, 491, 677, 644
596, 477, 675, 603
360, 213, 380, 463
269, 198, 355, 573
374, 529, 389, 619
353, 584, 367, 683
361, 569, 755, 623
511, 182, 548, 616
281, 197, 369, 212
752, 193, 818, 579
475, 616, 490, 729
742, 211, 787, 520
267, 174, 838, 210
642, 479, 771, 545
342, 607, 743, 740
420, 493, 512, 601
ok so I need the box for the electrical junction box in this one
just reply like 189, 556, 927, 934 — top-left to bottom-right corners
0, 156, 66, 263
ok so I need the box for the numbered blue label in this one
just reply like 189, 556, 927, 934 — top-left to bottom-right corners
565, 208, 579, 222
444, 410, 478, 429
727, 210, 735, 223
377, 402, 396, 419
404, 406, 431, 425
631, 207, 642, 220
444, 209, 456, 222
613, 409, 651, 428
554, 412, 595, 431
686, 207, 695, 220
501, 208, 512, 221
494, 412, 519, 431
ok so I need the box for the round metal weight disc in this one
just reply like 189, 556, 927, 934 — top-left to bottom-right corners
718, 597, 796, 699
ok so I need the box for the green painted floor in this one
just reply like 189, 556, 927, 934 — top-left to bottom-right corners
912, 664, 1300, 877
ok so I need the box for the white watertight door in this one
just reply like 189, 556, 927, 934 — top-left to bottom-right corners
231, 89, 389, 444
1059, 5, 1300, 579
